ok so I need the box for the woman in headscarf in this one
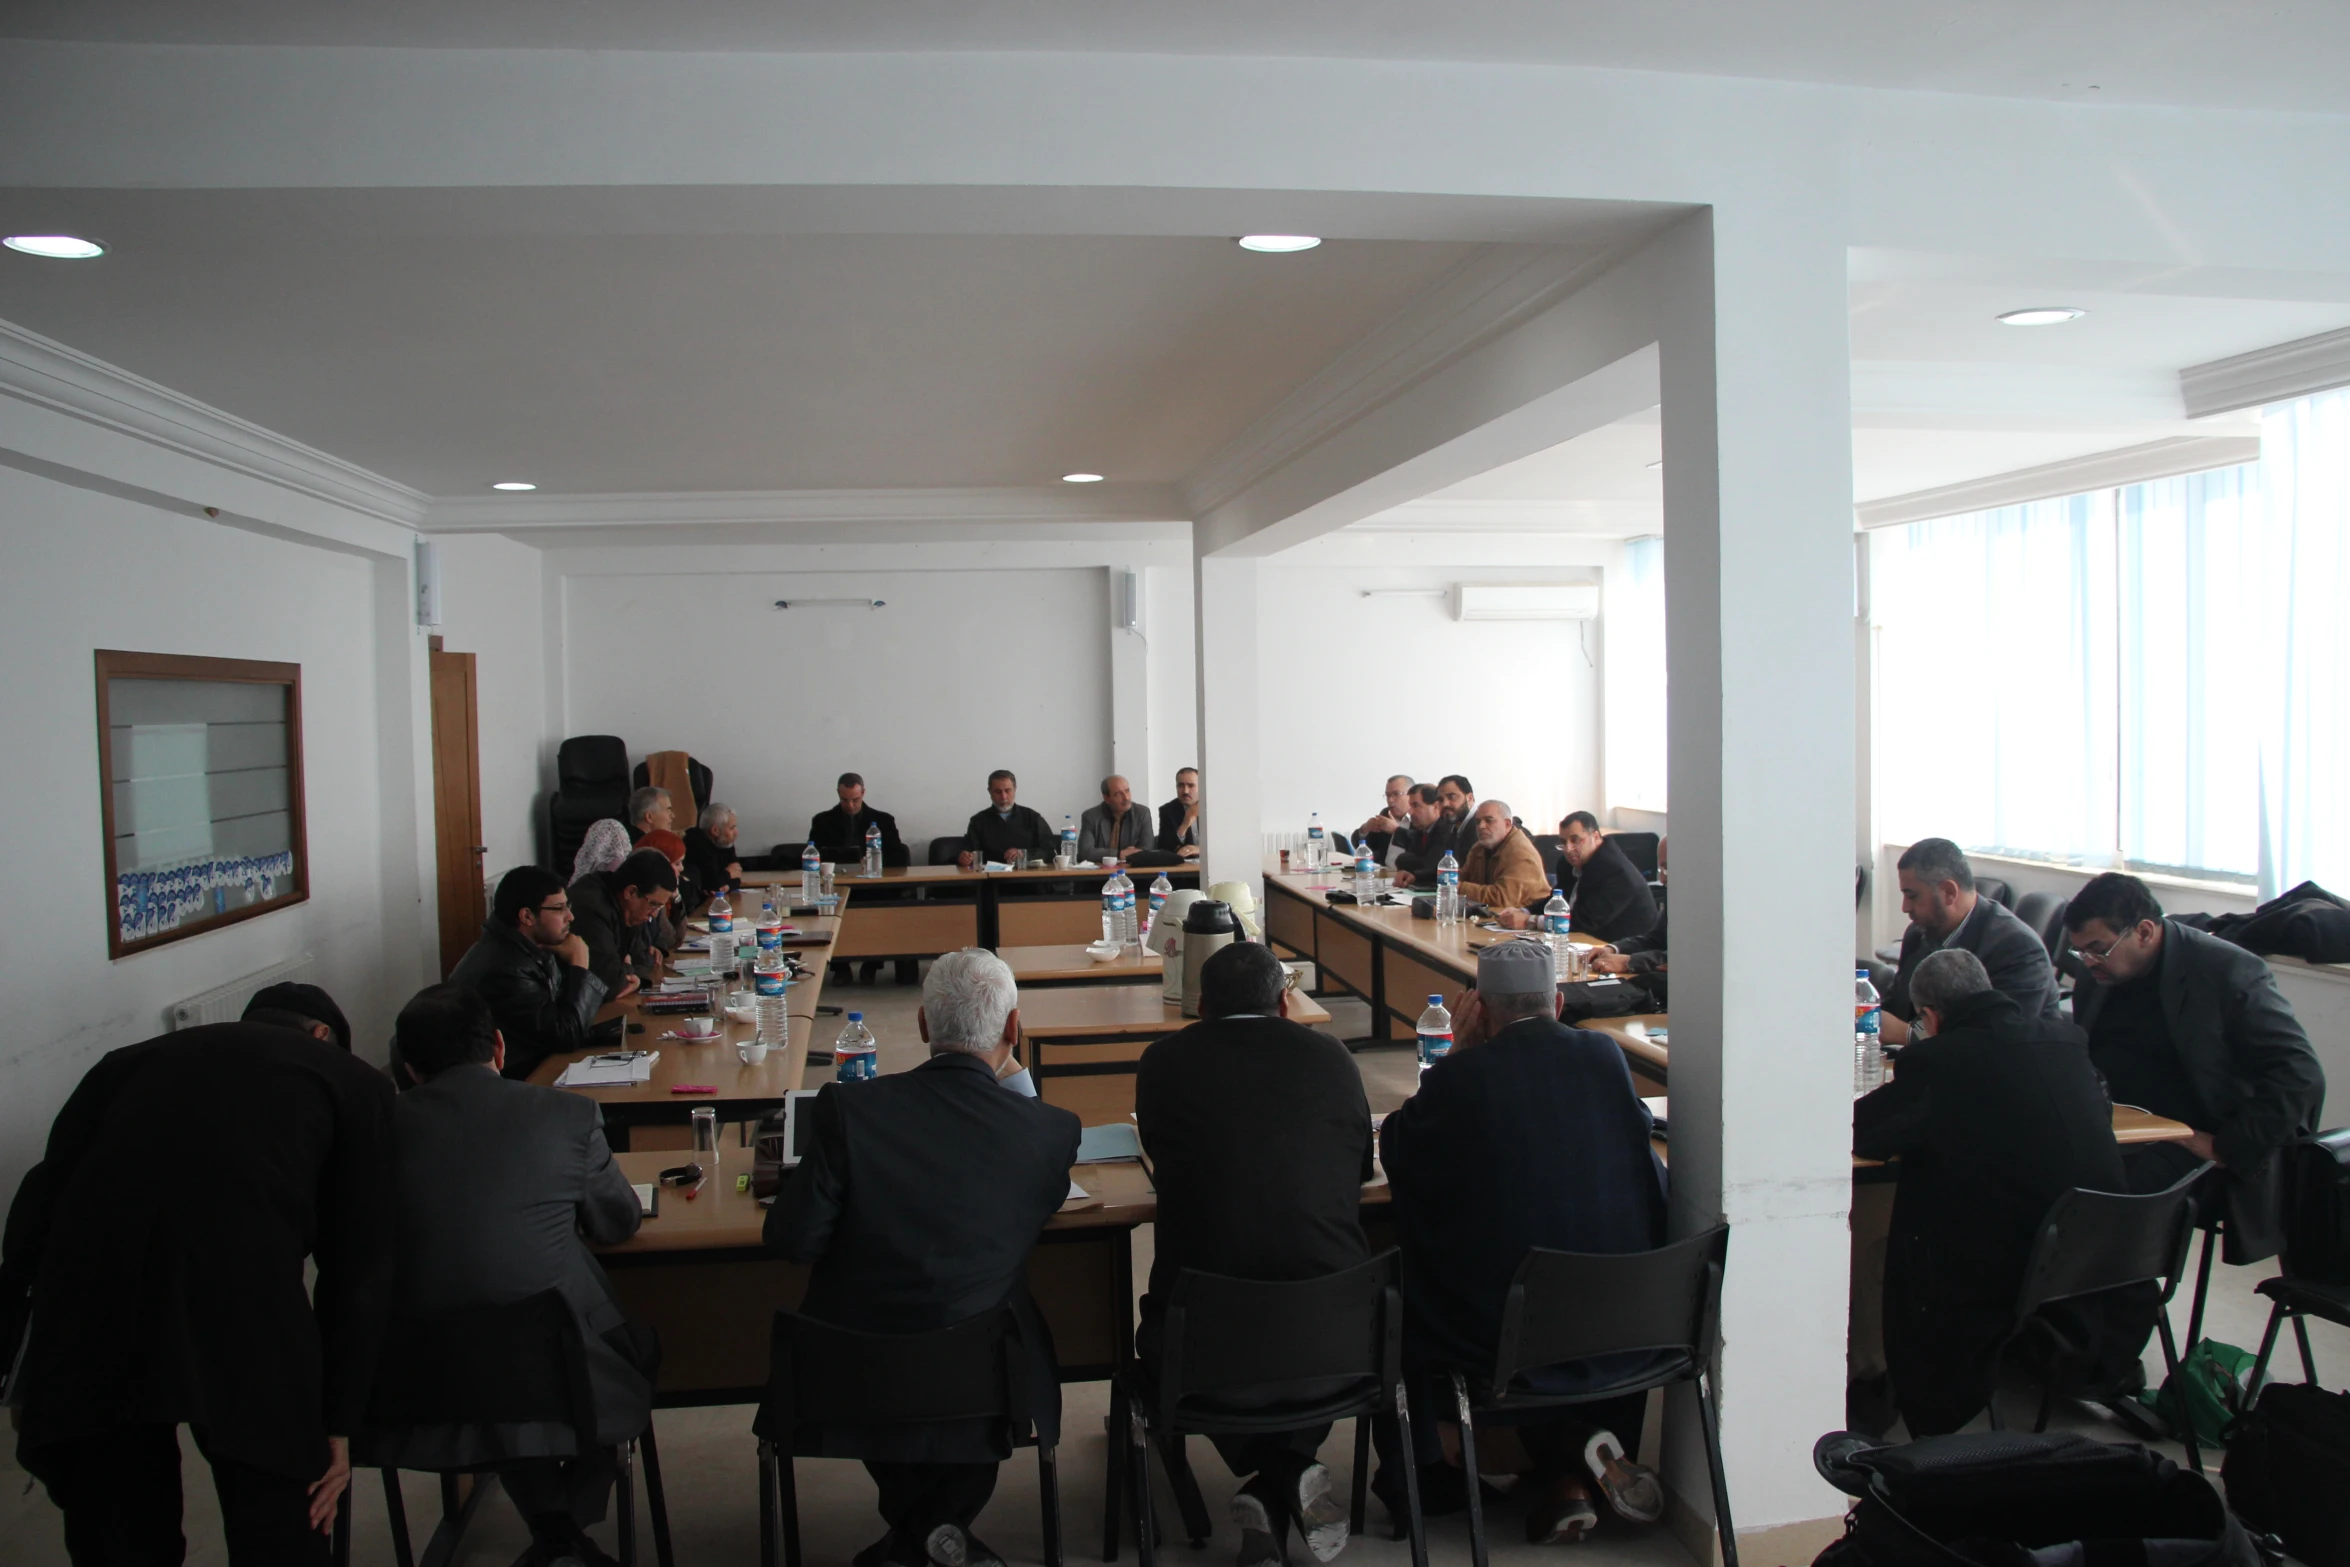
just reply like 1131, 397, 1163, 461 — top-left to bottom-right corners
573, 818, 633, 879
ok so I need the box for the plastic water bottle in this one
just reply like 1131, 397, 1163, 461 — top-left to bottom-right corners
1416, 995, 1453, 1077
1543, 886, 1573, 976
1306, 812, 1327, 870
862, 822, 883, 877
1354, 840, 1379, 900
759, 888, 778, 923
1435, 851, 1462, 923
1118, 872, 1140, 947
1145, 872, 1173, 940
835, 1011, 879, 1083
801, 840, 822, 904
707, 889, 734, 966
1854, 969, 1884, 1095
754, 942, 789, 1048
1101, 873, 1122, 944
1061, 814, 1079, 865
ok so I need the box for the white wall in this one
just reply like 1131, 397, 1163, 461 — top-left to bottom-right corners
0, 463, 425, 1199
1254, 529, 1615, 839
431, 532, 549, 875
559, 562, 1119, 855
1141, 563, 1199, 809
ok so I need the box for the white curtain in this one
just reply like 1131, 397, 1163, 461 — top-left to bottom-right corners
2258, 387, 2350, 896
1605, 537, 1668, 812
1872, 493, 2119, 862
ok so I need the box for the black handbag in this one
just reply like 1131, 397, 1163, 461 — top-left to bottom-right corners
2224, 1381, 2350, 1566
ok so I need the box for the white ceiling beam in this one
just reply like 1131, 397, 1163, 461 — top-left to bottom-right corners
422, 483, 1187, 534
1855, 434, 2262, 529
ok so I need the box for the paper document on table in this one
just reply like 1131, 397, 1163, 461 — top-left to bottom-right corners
1066, 1179, 1089, 1202
1076, 1123, 1143, 1163
555, 1051, 659, 1087
632, 1182, 657, 1217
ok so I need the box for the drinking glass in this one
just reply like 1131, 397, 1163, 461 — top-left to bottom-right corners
690, 1106, 719, 1177
1006, 848, 1025, 871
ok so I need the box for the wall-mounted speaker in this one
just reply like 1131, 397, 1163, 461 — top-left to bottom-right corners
415, 538, 443, 628
1115, 568, 1139, 631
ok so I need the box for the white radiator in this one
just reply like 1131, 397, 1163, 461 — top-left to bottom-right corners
165, 952, 317, 1032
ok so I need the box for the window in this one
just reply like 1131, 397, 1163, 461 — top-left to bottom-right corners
1872, 385, 2350, 896
1606, 536, 1667, 813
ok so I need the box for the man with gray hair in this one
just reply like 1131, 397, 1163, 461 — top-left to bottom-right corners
765, 949, 1081, 1567
1880, 837, 2058, 1043
625, 785, 673, 842
682, 801, 744, 895
1078, 774, 1154, 864
1855, 945, 2132, 1437
1378, 940, 1668, 1539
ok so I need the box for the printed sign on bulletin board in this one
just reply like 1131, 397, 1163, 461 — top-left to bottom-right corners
95, 650, 310, 958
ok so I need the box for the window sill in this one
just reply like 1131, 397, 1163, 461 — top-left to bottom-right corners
1964, 851, 2260, 903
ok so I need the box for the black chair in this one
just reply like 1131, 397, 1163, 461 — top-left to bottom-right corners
2247, 1130, 2350, 1390
1975, 876, 2015, 909
755, 1307, 1061, 1567
1610, 831, 1661, 881
1114, 1252, 1427, 1567
355, 1290, 672, 1567
928, 835, 966, 866
1531, 834, 1566, 884
2013, 891, 2060, 945
1991, 1167, 2206, 1468
1447, 1227, 1734, 1567
550, 734, 632, 875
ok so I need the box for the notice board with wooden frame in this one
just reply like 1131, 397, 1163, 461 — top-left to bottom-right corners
96, 650, 310, 959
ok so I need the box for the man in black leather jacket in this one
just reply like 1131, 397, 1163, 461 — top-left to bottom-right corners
447, 865, 610, 1083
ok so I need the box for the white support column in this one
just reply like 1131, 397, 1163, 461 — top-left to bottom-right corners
1108, 564, 1151, 790
1193, 549, 1262, 885
1655, 204, 1857, 1557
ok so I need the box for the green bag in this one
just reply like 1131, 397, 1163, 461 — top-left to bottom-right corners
2139, 1338, 2261, 1449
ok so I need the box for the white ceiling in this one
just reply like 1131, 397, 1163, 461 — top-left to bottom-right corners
10, 0, 2348, 114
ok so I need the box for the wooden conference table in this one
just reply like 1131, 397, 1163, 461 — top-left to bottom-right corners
743, 862, 1203, 960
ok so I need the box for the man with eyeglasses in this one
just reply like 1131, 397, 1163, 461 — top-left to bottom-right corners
446, 865, 611, 1084
2066, 871, 2325, 1263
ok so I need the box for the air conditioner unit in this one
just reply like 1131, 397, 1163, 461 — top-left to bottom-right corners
1452, 582, 1599, 622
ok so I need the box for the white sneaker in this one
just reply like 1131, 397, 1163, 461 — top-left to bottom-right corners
1582, 1430, 1663, 1524
1292, 1463, 1350, 1562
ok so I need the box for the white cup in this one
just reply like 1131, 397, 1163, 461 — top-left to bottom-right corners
682, 1015, 717, 1039
737, 1038, 770, 1066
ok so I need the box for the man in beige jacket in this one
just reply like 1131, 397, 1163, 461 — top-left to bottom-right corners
1458, 799, 1553, 912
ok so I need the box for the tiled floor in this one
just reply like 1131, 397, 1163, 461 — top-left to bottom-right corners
5, 973, 2340, 1565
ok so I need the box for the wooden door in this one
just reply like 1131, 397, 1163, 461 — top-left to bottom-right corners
429, 649, 487, 977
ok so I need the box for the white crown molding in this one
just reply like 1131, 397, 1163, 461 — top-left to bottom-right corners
1855, 435, 2262, 529
1348, 496, 1659, 535
2181, 325, 2350, 419
423, 482, 1189, 533
0, 316, 429, 526
1180, 239, 1651, 519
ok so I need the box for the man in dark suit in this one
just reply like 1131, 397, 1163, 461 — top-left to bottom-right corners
1135, 942, 1372, 1567
243, 979, 354, 1050
809, 771, 911, 867
1157, 766, 1204, 859
1880, 840, 2059, 1044
2, 1014, 394, 1564
448, 865, 613, 1084
767, 949, 1080, 1567
1388, 785, 1449, 880
1855, 949, 2132, 1436
1379, 940, 1669, 1542
1554, 812, 1658, 941
1351, 775, 1414, 863
960, 768, 1059, 868
2066, 872, 2325, 1263
373, 983, 648, 1566
567, 849, 676, 999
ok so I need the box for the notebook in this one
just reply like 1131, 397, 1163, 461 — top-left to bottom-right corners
554, 1051, 659, 1088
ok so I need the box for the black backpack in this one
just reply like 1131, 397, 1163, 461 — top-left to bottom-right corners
1812, 1429, 2261, 1567
2224, 1381, 2350, 1566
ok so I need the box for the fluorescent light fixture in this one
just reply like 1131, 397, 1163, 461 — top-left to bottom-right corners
490, 481, 537, 492
1997, 307, 2086, 326
4, 234, 104, 259
1237, 235, 1322, 253
1061, 472, 1105, 484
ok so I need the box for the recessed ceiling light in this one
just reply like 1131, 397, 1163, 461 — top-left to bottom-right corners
1645, 459, 1663, 472
4, 234, 105, 259
1997, 307, 2086, 326
491, 481, 537, 492
1237, 235, 1322, 253
1061, 473, 1105, 484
